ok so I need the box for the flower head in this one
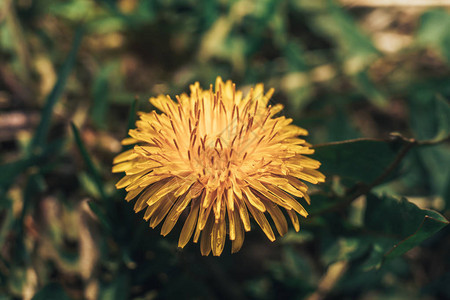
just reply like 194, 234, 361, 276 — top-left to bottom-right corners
112, 77, 325, 256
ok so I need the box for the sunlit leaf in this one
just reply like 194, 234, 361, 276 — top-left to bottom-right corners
322, 237, 370, 265
353, 70, 387, 108
417, 10, 450, 61
311, 2, 378, 59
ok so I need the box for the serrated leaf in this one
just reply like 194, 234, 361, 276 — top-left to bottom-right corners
386, 210, 449, 258
365, 194, 449, 259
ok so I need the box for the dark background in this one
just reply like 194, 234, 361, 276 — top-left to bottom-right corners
0, 0, 449, 299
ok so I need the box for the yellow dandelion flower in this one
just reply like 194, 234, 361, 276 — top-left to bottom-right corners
112, 77, 325, 256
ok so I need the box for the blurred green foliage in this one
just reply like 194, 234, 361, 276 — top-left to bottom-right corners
0, 0, 449, 299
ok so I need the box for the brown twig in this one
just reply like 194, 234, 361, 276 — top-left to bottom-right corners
313, 137, 385, 148
370, 137, 416, 187
311, 133, 449, 216
306, 133, 449, 298
416, 134, 450, 146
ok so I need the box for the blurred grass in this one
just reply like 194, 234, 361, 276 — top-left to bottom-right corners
0, 0, 450, 299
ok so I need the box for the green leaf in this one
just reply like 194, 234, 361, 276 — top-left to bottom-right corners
91, 62, 121, 128
120, 98, 139, 151
365, 194, 423, 237
99, 273, 130, 300
0, 158, 33, 189
326, 103, 361, 141
281, 230, 314, 245
407, 93, 450, 198
283, 246, 314, 281
87, 200, 112, 233
20, 173, 46, 219
71, 123, 107, 201
365, 194, 449, 258
353, 70, 387, 108
415, 146, 450, 198
48, 0, 95, 22
386, 210, 449, 258
307, 194, 339, 215
433, 95, 450, 140
409, 93, 450, 141
417, 10, 450, 61
0, 197, 14, 254
283, 41, 308, 71
322, 237, 370, 265
311, 1, 378, 60
86, 16, 127, 34
32, 283, 70, 300
127, 98, 138, 133
360, 238, 397, 271
78, 172, 101, 199
312, 139, 402, 184
0, 139, 64, 198
11, 173, 46, 265
30, 27, 84, 152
